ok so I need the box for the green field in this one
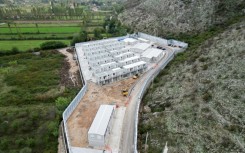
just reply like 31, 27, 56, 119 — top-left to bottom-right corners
0, 40, 70, 51
0, 51, 80, 152
0, 21, 106, 51
0, 27, 82, 34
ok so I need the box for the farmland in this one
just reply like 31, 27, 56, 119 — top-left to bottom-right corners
0, 9, 109, 51
0, 40, 70, 51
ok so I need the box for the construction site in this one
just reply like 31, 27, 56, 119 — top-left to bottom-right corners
63, 32, 188, 153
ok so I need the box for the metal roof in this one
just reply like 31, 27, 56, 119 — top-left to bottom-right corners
115, 52, 134, 58
123, 61, 147, 69
112, 67, 122, 71
142, 48, 164, 59
132, 43, 151, 51
123, 38, 138, 43
88, 105, 115, 136
119, 56, 140, 63
100, 62, 117, 67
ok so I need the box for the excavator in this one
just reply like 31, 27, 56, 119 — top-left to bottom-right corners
122, 88, 128, 97
133, 74, 139, 79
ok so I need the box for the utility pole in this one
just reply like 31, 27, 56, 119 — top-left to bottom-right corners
163, 142, 168, 153
144, 132, 149, 152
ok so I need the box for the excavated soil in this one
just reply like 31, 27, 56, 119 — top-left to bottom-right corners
67, 78, 136, 147
58, 48, 82, 87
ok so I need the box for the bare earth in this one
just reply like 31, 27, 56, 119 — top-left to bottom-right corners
67, 78, 136, 148
58, 48, 80, 86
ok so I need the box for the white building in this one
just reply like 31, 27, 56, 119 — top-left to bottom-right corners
75, 32, 188, 85
88, 105, 115, 147
131, 43, 152, 53
123, 38, 138, 45
141, 48, 166, 63
123, 61, 147, 75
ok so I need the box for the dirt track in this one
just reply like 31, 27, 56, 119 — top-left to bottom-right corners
58, 48, 80, 87
67, 78, 136, 148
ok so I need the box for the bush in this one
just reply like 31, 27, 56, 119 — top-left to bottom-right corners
55, 97, 70, 112
19, 147, 32, 153
40, 41, 67, 50
93, 28, 103, 40
202, 92, 212, 101
11, 47, 20, 54
70, 30, 88, 46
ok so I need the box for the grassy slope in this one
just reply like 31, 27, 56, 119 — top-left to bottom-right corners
0, 40, 70, 51
138, 18, 245, 152
0, 51, 80, 153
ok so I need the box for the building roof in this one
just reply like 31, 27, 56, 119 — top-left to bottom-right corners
142, 48, 164, 59
123, 38, 138, 43
115, 52, 134, 58
112, 67, 121, 71
132, 43, 151, 51
123, 61, 147, 69
88, 105, 115, 136
100, 62, 117, 67
138, 38, 149, 42
119, 56, 140, 63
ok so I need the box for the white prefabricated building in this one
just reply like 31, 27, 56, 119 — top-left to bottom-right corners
88, 105, 115, 147
141, 48, 166, 63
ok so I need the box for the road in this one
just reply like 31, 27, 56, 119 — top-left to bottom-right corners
120, 48, 175, 153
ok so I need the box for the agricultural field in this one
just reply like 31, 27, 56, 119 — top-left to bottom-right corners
0, 51, 80, 153
0, 19, 105, 51
0, 40, 70, 51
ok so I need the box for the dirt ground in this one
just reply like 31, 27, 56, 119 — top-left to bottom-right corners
67, 78, 136, 148
58, 48, 81, 87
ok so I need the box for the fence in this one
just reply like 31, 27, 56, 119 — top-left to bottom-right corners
62, 48, 88, 153
138, 32, 168, 46
133, 51, 176, 153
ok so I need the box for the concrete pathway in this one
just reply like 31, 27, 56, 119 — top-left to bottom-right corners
107, 107, 126, 153
71, 147, 110, 153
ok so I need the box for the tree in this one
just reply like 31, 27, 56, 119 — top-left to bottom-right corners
40, 41, 67, 50
70, 30, 88, 46
7, 22, 12, 34
35, 23, 40, 34
93, 28, 103, 39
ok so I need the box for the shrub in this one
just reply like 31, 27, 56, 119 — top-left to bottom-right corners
202, 92, 212, 101
70, 30, 88, 46
11, 47, 20, 54
40, 41, 67, 50
0, 138, 8, 150
93, 28, 103, 39
19, 147, 32, 153
55, 97, 70, 112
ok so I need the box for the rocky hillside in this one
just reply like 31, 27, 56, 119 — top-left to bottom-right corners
119, 0, 245, 35
138, 20, 245, 152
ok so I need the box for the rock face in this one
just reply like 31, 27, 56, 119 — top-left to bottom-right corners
138, 21, 245, 152
119, 0, 245, 35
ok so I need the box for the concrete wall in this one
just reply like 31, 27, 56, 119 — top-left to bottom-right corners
138, 32, 168, 46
